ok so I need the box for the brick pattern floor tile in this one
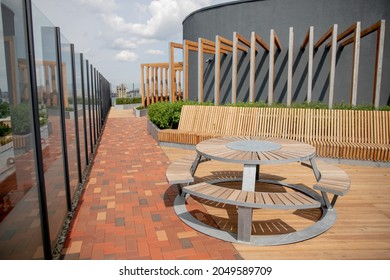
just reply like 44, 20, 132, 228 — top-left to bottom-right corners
61, 110, 240, 260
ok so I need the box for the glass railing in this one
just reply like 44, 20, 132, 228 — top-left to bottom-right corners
0, 0, 43, 260
0, 0, 112, 259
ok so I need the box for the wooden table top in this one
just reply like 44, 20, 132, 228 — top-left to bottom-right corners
196, 136, 316, 164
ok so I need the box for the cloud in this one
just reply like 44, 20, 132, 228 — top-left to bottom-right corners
113, 38, 137, 49
103, 0, 211, 40
115, 51, 139, 62
145, 49, 165, 55
76, 0, 117, 12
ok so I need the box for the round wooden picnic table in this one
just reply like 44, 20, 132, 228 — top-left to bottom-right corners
196, 136, 316, 165
195, 136, 319, 242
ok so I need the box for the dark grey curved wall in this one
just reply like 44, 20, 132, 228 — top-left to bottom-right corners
183, 0, 390, 106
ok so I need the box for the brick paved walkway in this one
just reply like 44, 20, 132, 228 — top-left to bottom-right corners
61, 108, 241, 260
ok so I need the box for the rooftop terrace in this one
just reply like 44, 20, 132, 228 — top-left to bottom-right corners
60, 107, 390, 260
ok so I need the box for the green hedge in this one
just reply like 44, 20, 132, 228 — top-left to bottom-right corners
147, 101, 212, 129
226, 101, 390, 110
148, 100, 390, 129
116, 97, 142, 105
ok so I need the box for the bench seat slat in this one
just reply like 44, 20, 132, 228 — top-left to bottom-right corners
269, 193, 284, 205
227, 189, 242, 201
219, 188, 235, 200
255, 192, 265, 204
313, 160, 351, 196
166, 154, 197, 185
292, 191, 320, 205
183, 183, 321, 210
281, 192, 304, 205
275, 193, 295, 205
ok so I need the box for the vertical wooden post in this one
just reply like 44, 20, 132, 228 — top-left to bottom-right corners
164, 67, 169, 101
215, 35, 221, 105
51, 65, 57, 106
183, 40, 188, 101
158, 67, 162, 101
249, 32, 256, 103
373, 20, 385, 109
169, 42, 175, 102
140, 64, 145, 106
351, 22, 361, 106
145, 66, 150, 106
328, 24, 338, 109
268, 29, 275, 106
177, 70, 182, 99
45, 64, 50, 104
153, 67, 156, 102
151, 67, 155, 103
198, 38, 204, 103
232, 32, 238, 104
287, 27, 294, 107
307, 26, 314, 103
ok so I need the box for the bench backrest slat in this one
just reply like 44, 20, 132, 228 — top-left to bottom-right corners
176, 105, 389, 145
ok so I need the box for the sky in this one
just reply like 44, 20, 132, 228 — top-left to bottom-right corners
31, 0, 234, 91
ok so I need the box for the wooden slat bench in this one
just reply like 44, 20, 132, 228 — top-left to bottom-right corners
166, 154, 198, 186
183, 182, 321, 210
158, 105, 390, 162
311, 160, 351, 209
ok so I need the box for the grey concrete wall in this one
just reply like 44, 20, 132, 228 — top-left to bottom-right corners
183, 0, 390, 106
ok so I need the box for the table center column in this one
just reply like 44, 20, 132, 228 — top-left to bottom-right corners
237, 163, 258, 242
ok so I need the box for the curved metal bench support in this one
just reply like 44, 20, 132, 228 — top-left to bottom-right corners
174, 195, 336, 245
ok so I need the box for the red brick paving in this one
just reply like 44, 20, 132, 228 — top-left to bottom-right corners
61, 109, 241, 260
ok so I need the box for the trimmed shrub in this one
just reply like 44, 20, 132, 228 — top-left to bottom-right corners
148, 100, 207, 129
115, 98, 132, 105
0, 122, 11, 137
116, 97, 142, 105
0, 101, 10, 118
10, 103, 31, 135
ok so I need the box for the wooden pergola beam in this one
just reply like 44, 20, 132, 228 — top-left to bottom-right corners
337, 20, 385, 108
232, 32, 251, 103
169, 42, 183, 102
249, 32, 270, 102
268, 29, 282, 105
301, 26, 314, 103
313, 24, 338, 109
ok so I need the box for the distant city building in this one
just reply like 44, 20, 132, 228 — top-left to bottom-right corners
116, 83, 127, 98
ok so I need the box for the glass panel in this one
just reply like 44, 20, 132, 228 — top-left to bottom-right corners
0, 0, 43, 259
95, 71, 101, 134
61, 38, 79, 198
90, 64, 96, 148
84, 60, 91, 159
75, 53, 86, 173
32, 7, 68, 250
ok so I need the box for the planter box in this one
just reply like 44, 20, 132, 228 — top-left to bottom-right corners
134, 107, 148, 118
0, 140, 13, 154
147, 119, 160, 143
115, 104, 131, 110
12, 133, 33, 152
